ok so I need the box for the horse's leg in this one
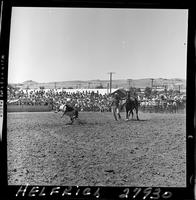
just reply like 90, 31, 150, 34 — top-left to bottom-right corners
174, 105, 177, 113
131, 110, 134, 119
136, 108, 139, 120
128, 109, 133, 119
125, 108, 129, 120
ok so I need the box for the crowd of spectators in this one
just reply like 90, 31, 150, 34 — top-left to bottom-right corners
7, 88, 112, 112
7, 87, 186, 112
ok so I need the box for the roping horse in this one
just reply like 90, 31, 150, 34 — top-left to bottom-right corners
121, 97, 140, 120
111, 96, 139, 121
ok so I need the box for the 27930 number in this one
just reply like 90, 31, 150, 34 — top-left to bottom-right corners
119, 187, 172, 199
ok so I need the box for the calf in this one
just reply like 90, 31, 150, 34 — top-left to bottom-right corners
56, 104, 78, 124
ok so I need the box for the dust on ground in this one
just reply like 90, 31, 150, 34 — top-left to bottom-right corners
7, 111, 186, 186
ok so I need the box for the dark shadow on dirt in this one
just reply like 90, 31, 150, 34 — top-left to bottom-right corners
73, 119, 87, 125
125, 119, 148, 122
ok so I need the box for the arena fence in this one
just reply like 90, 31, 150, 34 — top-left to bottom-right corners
7, 105, 53, 112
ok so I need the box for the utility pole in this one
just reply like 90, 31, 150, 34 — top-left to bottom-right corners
127, 79, 132, 88
164, 85, 167, 93
150, 78, 154, 88
108, 72, 115, 94
179, 85, 181, 93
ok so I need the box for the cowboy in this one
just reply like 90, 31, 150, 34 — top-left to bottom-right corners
111, 93, 121, 120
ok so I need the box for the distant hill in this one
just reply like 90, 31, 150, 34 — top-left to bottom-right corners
10, 78, 186, 90
22, 80, 37, 84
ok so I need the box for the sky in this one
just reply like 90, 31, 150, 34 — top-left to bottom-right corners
8, 7, 188, 83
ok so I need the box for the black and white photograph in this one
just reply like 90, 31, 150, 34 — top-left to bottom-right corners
7, 7, 188, 187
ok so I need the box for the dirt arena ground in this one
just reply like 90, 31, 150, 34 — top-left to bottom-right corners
7, 111, 186, 187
